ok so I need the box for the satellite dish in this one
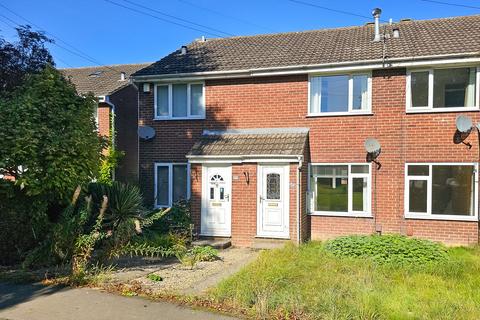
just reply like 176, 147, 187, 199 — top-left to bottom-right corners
364, 138, 381, 154
364, 138, 381, 169
138, 125, 155, 140
456, 115, 473, 133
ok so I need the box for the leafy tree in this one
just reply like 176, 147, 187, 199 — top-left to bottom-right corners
0, 25, 54, 95
0, 66, 104, 202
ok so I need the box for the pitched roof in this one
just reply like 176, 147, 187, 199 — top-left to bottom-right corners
61, 63, 150, 96
134, 15, 480, 77
187, 128, 309, 158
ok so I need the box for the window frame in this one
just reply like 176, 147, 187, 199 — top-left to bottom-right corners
406, 66, 480, 113
154, 162, 191, 208
307, 72, 373, 117
308, 163, 372, 217
153, 82, 205, 120
404, 162, 478, 221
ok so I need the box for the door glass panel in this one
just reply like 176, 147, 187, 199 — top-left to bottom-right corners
409, 180, 427, 212
432, 165, 474, 216
266, 173, 281, 200
316, 177, 348, 212
219, 187, 225, 200
210, 187, 215, 200
156, 166, 169, 206
352, 177, 366, 211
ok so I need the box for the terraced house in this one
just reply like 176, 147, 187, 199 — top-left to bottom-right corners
132, 13, 480, 247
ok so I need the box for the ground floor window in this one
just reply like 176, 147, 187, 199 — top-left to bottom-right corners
308, 163, 371, 216
154, 163, 189, 207
405, 163, 477, 220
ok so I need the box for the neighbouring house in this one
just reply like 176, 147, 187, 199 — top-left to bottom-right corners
62, 63, 150, 183
132, 13, 480, 247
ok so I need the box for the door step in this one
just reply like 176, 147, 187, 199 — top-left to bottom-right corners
192, 237, 232, 250
252, 238, 290, 250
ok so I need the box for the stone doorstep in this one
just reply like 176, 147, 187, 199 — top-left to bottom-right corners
251, 238, 290, 250
192, 237, 232, 250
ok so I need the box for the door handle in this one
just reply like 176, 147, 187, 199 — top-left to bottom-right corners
225, 194, 230, 201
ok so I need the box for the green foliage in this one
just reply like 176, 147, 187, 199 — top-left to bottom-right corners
0, 181, 49, 265
175, 245, 220, 269
149, 200, 192, 235
0, 66, 103, 202
324, 234, 448, 266
0, 25, 54, 95
98, 147, 124, 185
213, 241, 480, 319
146, 273, 163, 282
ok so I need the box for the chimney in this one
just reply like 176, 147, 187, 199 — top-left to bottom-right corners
120, 72, 126, 81
180, 45, 187, 55
372, 8, 382, 42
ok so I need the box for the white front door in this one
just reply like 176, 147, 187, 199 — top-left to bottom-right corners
257, 165, 290, 238
201, 165, 232, 236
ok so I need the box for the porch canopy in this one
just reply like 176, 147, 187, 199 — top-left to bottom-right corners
186, 127, 309, 163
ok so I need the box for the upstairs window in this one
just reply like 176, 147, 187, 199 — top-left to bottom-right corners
309, 74, 371, 115
407, 67, 478, 112
405, 163, 477, 220
154, 83, 205, 119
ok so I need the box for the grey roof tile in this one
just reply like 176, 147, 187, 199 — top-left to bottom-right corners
61, 63, 151, 96
188, 130, 308, 157
134, 15, 480, 77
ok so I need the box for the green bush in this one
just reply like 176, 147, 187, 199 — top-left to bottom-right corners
146, 273, 163, 282
191, 246, 219, 262
149, 200, 192, 236
0, 182, 49, 265
324, 234, 448, 265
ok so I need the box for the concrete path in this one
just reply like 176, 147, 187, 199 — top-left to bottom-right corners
0, 283, 237, 320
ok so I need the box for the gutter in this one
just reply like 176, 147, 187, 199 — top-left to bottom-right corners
131, 52, 480, 82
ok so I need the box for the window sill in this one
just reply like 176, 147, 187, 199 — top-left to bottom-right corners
405, 214, 478, 222
307, 112, 373, 118
153, 116, 205, 121
309, 211, 373, 218
406, 107, 480, 114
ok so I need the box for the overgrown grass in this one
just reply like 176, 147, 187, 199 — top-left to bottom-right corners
211, 239, 480, 319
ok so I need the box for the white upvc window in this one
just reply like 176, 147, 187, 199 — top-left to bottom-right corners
405, 163, 478, 221
406, 66, 480, 113
308, 163, 372, 217
154, 163, 190, 208
308, 73, 372, 116
154, 82, 205, 120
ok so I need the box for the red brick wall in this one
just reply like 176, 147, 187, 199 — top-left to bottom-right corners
97, 102, 110, 139
139, 70, 480, 246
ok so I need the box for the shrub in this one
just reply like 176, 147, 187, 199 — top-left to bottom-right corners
175, 245, 220, 269
324, 234, 448, 266
146, 273, 163, 282
149, 200, 192, 236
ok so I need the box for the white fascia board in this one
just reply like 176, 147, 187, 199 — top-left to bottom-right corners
131, 53, 480, 82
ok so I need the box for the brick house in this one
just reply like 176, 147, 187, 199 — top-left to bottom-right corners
132, 14, 480, 246
63, 63, 149, 182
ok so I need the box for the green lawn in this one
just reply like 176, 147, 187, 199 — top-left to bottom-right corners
211, 241, 480, 319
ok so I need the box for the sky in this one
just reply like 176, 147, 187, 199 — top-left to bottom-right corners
0, 0, 479, 68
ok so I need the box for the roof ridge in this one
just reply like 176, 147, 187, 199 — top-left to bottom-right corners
192, 13, 480, 45
59, 62, 152, 71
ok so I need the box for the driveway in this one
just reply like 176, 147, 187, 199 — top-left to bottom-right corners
0, 282, 237, 320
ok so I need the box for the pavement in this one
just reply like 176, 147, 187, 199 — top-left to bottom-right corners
0, 282, 237, 320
